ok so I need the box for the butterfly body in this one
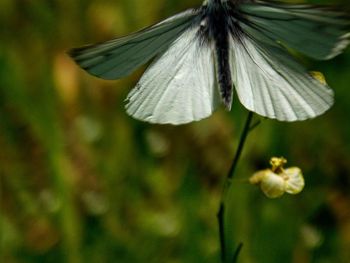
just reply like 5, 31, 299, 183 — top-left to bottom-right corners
69, 0, 349, 124
200, 0, 240, 109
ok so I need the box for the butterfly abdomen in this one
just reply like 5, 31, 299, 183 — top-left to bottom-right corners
203, 1, 237, 110
215, 35, 232, 110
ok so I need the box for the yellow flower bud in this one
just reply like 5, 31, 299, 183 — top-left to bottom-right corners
249, 157, 304, 199
310, 71, 327, 85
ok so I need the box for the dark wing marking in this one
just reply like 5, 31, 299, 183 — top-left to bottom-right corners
239, 1, 350, 60
68, 9, 197, 79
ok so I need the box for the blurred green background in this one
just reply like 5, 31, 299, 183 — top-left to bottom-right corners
1, 0, 350, 262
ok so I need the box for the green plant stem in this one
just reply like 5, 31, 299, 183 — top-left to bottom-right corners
218, 111, 254, 263
228, 111, 254, 180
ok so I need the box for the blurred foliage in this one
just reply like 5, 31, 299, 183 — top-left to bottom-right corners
1, 0, 350, 262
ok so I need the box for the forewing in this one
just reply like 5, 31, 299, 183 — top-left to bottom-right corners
230, 35, 334, 121
126, 27, 219, 125
239, 1, 350, 60
68, 10, 197, 80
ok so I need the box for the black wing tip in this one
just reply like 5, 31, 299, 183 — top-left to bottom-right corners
67, 44, 96, 58
67, 48, 78, 58
66, 47, 97, 77
255, 0, 350, 14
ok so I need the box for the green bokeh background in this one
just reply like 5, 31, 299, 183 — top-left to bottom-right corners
1, 0, 350, 262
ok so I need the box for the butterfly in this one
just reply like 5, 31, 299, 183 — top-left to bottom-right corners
69, 0, 350, 125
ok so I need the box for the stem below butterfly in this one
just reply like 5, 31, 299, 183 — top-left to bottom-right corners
218, 111, 254, 262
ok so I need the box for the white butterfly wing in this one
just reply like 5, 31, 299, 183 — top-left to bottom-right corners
230, 36, 334, 121
126, 27, 219, 125
239, 1, 350, 60
68, 10, 196, 80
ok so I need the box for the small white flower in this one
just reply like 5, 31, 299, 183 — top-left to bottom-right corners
249, 157, 305, 198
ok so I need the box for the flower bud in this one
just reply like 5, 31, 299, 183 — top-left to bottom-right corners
250, 157, 304, 198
